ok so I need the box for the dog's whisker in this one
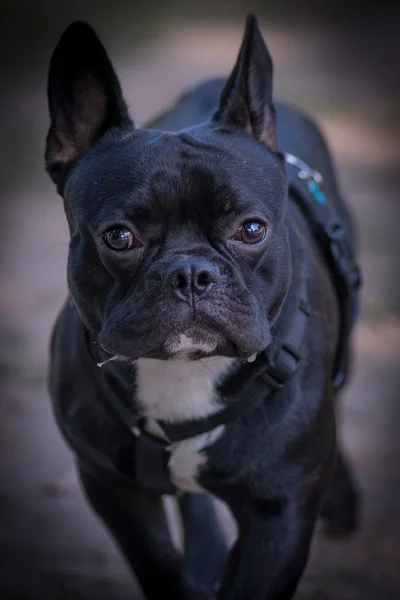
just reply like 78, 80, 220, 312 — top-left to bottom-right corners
97, 355, 120, 368
97, 354, 136, 368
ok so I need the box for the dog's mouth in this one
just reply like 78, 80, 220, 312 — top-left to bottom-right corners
98, 322, 262, 366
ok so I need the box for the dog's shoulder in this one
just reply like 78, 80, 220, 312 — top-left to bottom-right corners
49, 301, 134, 471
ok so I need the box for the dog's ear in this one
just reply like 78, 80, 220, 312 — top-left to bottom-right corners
213, 15, 277, 152
45, 21, 132, 190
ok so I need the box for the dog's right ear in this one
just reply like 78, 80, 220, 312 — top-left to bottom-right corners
45, 21, 132, 192
213, 15, 277, 153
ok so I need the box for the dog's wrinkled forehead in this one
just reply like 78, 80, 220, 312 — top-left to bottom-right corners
64, 126, 285, 230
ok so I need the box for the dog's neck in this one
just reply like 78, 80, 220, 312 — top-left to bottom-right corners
135, 355, 234, 423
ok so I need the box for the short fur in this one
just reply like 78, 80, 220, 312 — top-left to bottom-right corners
46, 15, 359, 600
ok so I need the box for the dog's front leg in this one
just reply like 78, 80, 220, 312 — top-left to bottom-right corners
78, 461, 202, 600
216, 495, 318, 600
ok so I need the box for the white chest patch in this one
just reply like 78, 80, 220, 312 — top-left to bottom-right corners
135, 356, 233, 491
135, 356, 233, 422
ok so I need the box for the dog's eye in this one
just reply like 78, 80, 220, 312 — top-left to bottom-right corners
232, 222, 266, 244
103, 227, 138, 251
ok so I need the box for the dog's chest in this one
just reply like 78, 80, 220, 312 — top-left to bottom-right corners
135, 357, 232, 492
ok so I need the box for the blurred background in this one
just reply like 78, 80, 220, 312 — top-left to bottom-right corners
0, 1, 399, 598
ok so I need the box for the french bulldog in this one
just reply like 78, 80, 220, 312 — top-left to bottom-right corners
46, 14, 359, 600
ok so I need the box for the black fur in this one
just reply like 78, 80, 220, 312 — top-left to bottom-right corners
46, 15, 359, 600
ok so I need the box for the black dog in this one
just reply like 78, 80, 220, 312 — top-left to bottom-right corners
46, 15, 360, 600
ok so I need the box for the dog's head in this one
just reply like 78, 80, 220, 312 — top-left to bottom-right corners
45, 15, 291, 362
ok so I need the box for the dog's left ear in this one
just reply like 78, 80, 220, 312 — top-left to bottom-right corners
45, 21, 132, 191
213, 14, 277, 152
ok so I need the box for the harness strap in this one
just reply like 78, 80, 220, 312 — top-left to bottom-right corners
284, 153, 361, 388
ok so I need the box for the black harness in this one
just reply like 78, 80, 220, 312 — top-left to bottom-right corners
95, 154, 361, 494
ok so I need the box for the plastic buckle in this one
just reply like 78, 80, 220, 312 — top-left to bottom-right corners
260, 368, 285, 390
281, 341, 302, 363
261, 343, 302, 390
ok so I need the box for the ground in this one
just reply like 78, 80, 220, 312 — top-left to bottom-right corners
0, 20, 399, 600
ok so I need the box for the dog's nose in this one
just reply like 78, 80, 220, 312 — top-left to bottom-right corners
165, 258, 220, 300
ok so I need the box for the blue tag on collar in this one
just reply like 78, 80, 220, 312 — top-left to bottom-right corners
307, 179, 326, 204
